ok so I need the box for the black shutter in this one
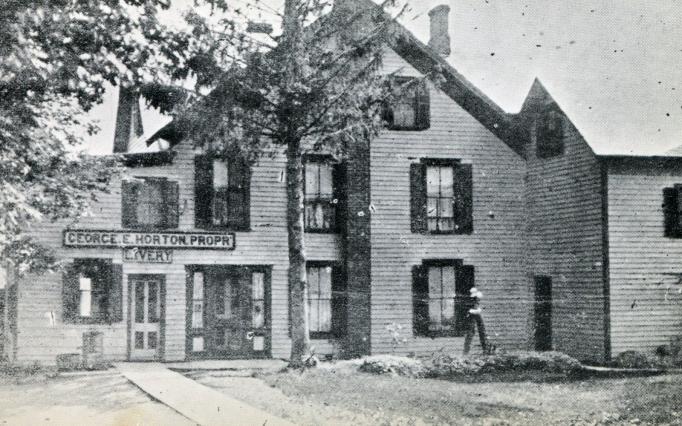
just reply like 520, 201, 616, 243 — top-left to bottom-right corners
410, 163, 427, 233
228, 157, 250, 231
415, 79, 430, 130
663, 187, 679, 237
62, 263, 79, 323
194, 154, 213, 228
331, 264, 347, 337
165, 180, 180, 229
412, 265, 429, 336
455, 265, 475, 335
121, 180, 139, 228
108, 264, 123, 323
454, 164, 473, 234
332, 162, 347, 234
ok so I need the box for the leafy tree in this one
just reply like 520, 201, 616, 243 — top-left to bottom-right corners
0, 0, 207, 273
160, 0, 415, 366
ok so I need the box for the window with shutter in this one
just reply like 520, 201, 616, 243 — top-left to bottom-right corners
413, 260, 474, 337
536, 109, 564, 158
122, 178, 179, 229
411, 159, 473, 235
62, 259, 122, 324
663, 185, 682, 237
194, 155, 251, 230
306, 262, 346, 339
385, 77, 430, 131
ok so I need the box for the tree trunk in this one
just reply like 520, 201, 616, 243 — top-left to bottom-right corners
286, 137, 310, 367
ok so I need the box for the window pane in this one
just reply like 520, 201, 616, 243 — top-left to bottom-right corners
442, 267, 456, 298
427, 217, 439, 232
192, 336, 204, 352
135, 332, 144, 349
393, 102, 415, 128
212, 188, 229, 226
442, 298, 455, 323
148, 331, 158, 349
193, 273, 204, 300
148, 282, 159, 323
429, 300, 441, 326
253, 335, 265, 351
135, 282, 145, 323
79, 276, 92, 291
305, 163, 319, 197
216, 279, 226, 316
439, 218, 455, 231
427, 197, 439, 219
215, 328, 225, 347
426, 167, 440, 196
252, 300, 265, 328
428, 267, 441, 297
305, 203, 316, 228
213, 160, 228, 188
440, 167, 454, 197
192, 302, 203, 328
79, 289, 92, 317
314, 203, 324, 229
319, 267, 332, 298
308, 299, 319, 331
307, 267, 319, 298
318, 300, 332, 332
439, 197, 454, 219
252, 272, 264, 300
319, 164, 333, 197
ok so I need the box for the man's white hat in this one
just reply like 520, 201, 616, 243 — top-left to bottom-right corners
470, 287, 483, 298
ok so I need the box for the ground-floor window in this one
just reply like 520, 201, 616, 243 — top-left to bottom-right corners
306, 262, 346, 339
412, 260, 475, 337
62, 259, 123, 324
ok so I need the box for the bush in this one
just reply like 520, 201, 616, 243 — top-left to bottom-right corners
425, 351, 584, 381
611, 351, 662, 369
357, 355, 428, 378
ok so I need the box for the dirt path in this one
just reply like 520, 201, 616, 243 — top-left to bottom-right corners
0, 372, 194, 426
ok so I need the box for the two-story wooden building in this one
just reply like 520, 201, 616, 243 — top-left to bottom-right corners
2, 0, 680, 365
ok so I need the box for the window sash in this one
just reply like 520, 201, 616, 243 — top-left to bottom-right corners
426, 166, 455, 232
135, 180, 165, 227
306, 265, 333, 333
304, 161, 336, 231
79, 276, 92, 317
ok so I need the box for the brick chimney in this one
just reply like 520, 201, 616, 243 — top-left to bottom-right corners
113, 87, 143, 153
428, 5, 451, 57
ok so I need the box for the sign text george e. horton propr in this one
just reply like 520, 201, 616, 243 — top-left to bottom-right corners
63, 229, 235, 250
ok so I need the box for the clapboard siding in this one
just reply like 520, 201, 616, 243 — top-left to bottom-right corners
607, 164, 682, 355
369, 49, 530, 356
525, 112, 607, 362
15, 141, 342, 364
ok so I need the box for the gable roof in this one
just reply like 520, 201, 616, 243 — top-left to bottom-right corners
147, 0, 526, 156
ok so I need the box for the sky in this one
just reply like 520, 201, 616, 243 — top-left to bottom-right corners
86, 0, 682, 155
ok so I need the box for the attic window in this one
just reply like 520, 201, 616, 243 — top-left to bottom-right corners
384, 77, 430, 131
536, 109, 564, 159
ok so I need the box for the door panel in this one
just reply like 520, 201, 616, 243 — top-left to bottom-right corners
130, 277, 163, 360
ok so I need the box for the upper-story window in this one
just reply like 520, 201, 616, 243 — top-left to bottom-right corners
410, 159, 473, 234
384, 77, 430, 131
304, 156, 345, 233
194, 155, 251, 231
412, 260, 475, 337
663, 184, 682, 238
536, 109, 564, 158
122, 178, 179, 229
62, 258, 123, 324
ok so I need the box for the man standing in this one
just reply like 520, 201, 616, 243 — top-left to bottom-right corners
463, 287, 489, 355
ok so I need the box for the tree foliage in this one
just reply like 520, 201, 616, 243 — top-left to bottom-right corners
0, 0, 205, 273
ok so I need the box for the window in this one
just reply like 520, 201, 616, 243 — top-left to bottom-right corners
305, 262, 346, 338
62, 259, 122, 324
195, 155, 250, 230
410, 159, 473, 234
536, 109, 564, 158
412, 261, 475, 337
384, 77, 430, 131
305, 159, 336, 232
122, 178, 179, 229
663, 184, 682, 237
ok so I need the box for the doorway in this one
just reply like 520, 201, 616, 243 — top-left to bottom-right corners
534, 275, 552, 351
129, 275, 164, 361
